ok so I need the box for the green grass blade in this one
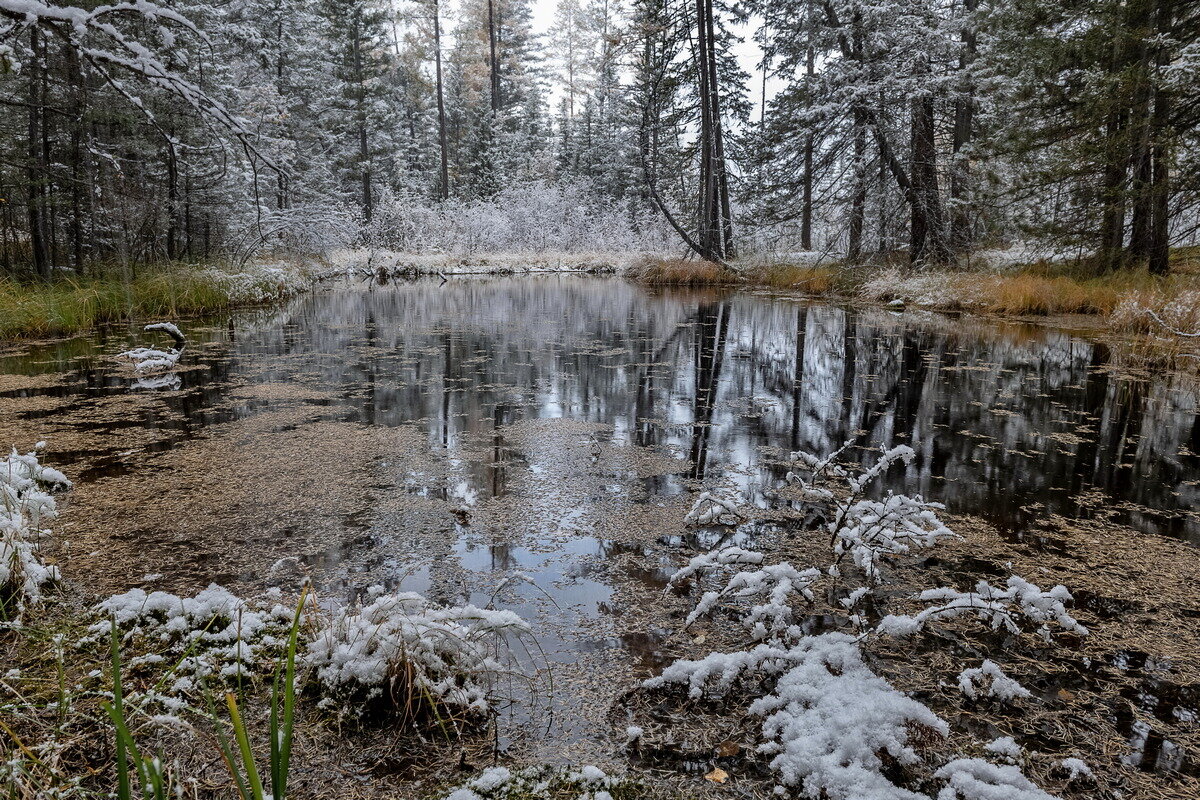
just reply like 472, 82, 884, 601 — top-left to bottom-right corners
109, 619, 131, 800
226, 693, 266, 800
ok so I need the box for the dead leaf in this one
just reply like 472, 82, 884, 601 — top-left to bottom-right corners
693, 634, 707, 644
705, 767, 729, 785
715, 740, 740, 758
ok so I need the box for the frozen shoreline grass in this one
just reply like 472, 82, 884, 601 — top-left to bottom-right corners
0, 260, 315, 340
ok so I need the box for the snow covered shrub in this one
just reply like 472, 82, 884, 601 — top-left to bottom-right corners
682, 562, 821, 641
92, 584, 298, 694
645, 633, 950, 800
364, 180, 673, 256
1, 447, 71, 620
303, 588, 531, 723
642, 444, 1073, 800
94, 583, 532, 727
787, 444, 958, 583
876, 576, 1089, 641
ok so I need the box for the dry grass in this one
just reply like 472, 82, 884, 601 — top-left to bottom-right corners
0, 261, 308, 340
758, 264, 845, 294
626, 257, 739, 287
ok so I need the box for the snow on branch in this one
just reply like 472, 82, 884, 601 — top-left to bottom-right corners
683, 490, 743, 526
665, 545, 764, 589
684, 562, 821, 641
0, 1, 277, 170
877, 576, 1089, 641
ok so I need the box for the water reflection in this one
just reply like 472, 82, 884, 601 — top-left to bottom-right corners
3, 277, 1199, 543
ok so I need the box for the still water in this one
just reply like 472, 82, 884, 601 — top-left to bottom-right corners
1, 276, 1198, 766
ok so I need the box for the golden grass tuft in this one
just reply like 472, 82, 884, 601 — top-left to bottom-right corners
759, 264, 844, 295
626, 257, 739, 286
0, 263, 300, 340
976, 274, 1122, 315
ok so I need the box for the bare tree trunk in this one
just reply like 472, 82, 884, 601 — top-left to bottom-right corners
488, 0, 501, 113
909, 91, 949, 266
26, 27, 50, 278
1147, 0, 1172, 276
849, 109, 865, 263
434, 0, 450, 199
801, 42, 814, 251
352, 11, 373, 222
950, 0, 977, 253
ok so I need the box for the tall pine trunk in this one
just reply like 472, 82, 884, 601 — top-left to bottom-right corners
26, 27, 50, 278
434, 0, 450, 200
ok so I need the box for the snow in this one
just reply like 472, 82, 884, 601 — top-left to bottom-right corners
877, 576, 1088, 641
983, 737, 1021, 760
684, 562, 821, 640
683, 491, 743, 526
0, 448, 71, 620
934, 758, 1057, 800
305, 588, 531, 714
958, 661, 1032, 702
646, 633, 950, 799
1059, 758, 1092, 781
93, 580, 529, 719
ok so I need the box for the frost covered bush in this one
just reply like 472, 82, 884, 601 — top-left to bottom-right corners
92, 584, 298, 694
642, 444, 1076, 799
645, 633, 949, 800
199, 262, 310, 305
363, 181, 673, 256
94, 582, 531, 725
306, 588, 531, 720
1, 447, 71, 620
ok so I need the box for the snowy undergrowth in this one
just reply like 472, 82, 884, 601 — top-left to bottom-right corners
93, 582, 531, 725
1, 446, 71, 622
645, 445, 1087, 799
439, 764, 634, 800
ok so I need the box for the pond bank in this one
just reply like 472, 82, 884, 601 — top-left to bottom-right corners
627, 253, 1200, 362
0, 260, 317, 340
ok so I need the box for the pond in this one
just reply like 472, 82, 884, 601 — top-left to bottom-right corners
2, 275, 1199, 772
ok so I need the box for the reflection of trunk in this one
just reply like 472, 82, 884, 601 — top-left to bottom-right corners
689, 303, 729, 481
791, 307, 807, 449
434, 0, 450, 199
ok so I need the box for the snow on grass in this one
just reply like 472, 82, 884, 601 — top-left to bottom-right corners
646, 633, 949, 799
957, 661, 1032, 702
438, 764, 629, 800
1, 447, 71, 621
934, 758, 1057, 800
